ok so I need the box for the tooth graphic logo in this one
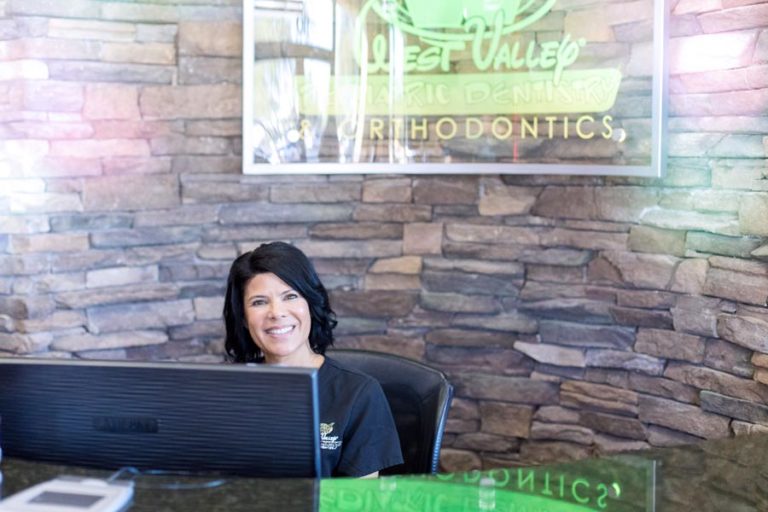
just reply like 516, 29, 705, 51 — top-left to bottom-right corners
370, 0, 558, 35
355, 0, 563, 61
320, 422, 342, 450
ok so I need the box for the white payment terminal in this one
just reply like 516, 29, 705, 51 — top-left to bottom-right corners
0, 476, 133, 512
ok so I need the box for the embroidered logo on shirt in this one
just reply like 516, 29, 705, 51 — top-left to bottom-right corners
320, 422, 342, 450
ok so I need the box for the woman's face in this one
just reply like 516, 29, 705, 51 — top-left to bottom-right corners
243, 272, 313, 365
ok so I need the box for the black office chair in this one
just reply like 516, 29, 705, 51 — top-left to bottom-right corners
329, 349, 453, 475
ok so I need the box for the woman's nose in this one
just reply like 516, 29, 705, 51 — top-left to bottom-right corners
267, 300, 285, 318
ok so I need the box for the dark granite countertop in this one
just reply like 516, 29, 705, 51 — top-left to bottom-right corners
2, 433, 768, 511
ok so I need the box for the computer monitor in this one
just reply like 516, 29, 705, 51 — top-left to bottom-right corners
0, 358, 321, 478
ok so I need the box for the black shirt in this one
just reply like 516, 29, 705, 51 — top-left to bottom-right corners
318, 357, 403, 477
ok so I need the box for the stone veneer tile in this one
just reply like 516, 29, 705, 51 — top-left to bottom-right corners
479, 183, 538, 216
530, 422, 594, 445
353, 204, 432, 223
426, 345, 530, 375
670, 31, 757, 75
602, 251, 679, 289
47, 18, 137, 42
178, 21, 241, 57
717, 313, 768, 352
101, 2, 179, 22
514, 341, 586, 367
0, 332, 53, 353
85, 265, 158, 288
91, 226, 198, 248
647, 425, 702, 446
298, 240, 401, 259
701, 390, 768, 425
732, 421, 768, 437
640, 207, 740, 236
87, 299, 194, 334
329, 290, 418, 318
333, 334, 425, 361
83, 84, 140, 119
140, 84, 240, 119
52, 330, 167, 352
638, 395, 730, 439
48, 61, 175, 84
628, 374, 700, 404
541, 227, 628, 251
610, 307, 674, 329
219, 203, 351, 224
423, 270, 520, 296
413, 177, 478, 205
7, 0, 100, 18
703, 338, 754, 378
362, 178, 412, 203
671, 295, 725, 336
363, 273, 421, 290
520, 297, 614, 324
585, 349, 665, 375
452, 311, 538, 333
23, 80, 84, 111
15, 310, 86, 334
595, 186, 660, 223
698, 3, 768, 32
271, 183, 361, 203
532, 186, 597, 219
672, 89, 768, 118
479, 402, 533, 438
533, 405, 580, 424
518, 441, 592, 465
420, 293, 500, 314
8, 233, 89, 253
665, 361, 768, 404
539, 321, 635, 349
634, 328, 706, 363
369, 256, 421, 274
403, 223, 443, 255
55, 283, 180, 309
452, 432, 519, 452
581, 410, 647, 440
455, 373, 559, 404
424, 328, 516, 348
703, 267, 768, 307
629, 225, 686, 256
425, 257, 524, 276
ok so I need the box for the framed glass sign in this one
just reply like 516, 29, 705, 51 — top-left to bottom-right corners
243, 0, 668, 175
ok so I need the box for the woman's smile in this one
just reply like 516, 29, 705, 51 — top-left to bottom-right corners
265, 325, 295, 336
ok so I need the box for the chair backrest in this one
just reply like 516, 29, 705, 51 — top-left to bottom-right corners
329, 349, 453, 475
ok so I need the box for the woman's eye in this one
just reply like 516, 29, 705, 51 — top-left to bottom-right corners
285, 292, 299, 300
250, 299, 267, 307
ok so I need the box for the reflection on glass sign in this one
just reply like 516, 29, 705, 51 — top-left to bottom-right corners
320, 457, 656, 511
243, 0, 668, 175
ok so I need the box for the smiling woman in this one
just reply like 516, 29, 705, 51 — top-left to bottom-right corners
223, 242, 403, 478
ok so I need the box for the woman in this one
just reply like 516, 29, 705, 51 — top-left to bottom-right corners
223, 241, 403, 478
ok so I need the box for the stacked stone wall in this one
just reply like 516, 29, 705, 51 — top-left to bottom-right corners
1, 0, 767, 469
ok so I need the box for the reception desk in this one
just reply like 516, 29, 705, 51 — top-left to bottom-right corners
2, 433, 768, 511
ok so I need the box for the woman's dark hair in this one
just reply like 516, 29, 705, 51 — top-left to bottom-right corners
223, 241, 337, 363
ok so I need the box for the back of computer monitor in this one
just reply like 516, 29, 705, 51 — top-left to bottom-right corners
0, 358, 321, 478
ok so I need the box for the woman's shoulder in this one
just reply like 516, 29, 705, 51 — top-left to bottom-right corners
319, 355, 381, 394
